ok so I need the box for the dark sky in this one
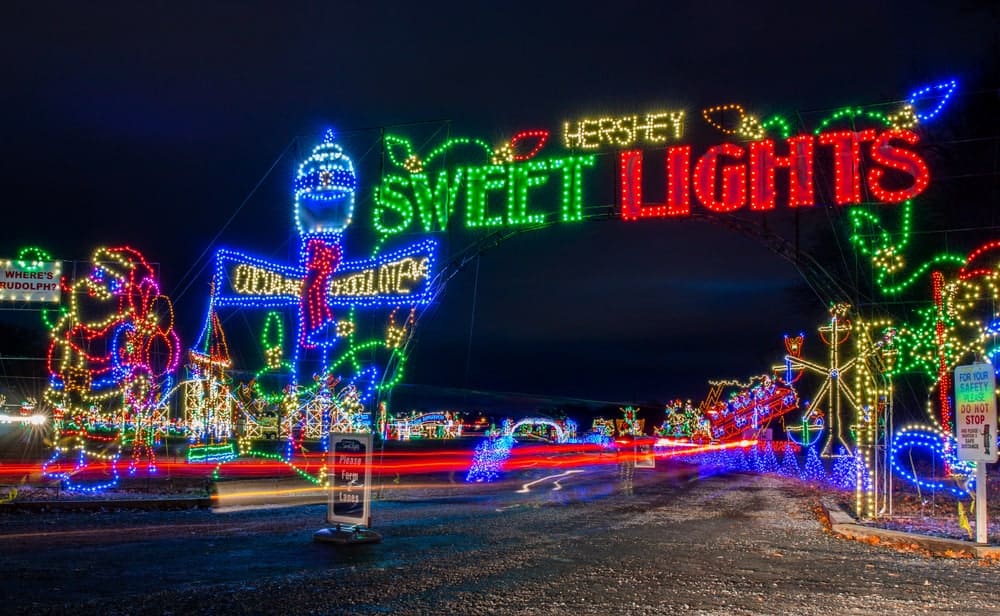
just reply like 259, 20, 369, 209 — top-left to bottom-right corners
1, 1, 997, 408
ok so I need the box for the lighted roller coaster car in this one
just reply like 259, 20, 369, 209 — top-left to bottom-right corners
258, 414, 279, 439
706, 377, 799, 443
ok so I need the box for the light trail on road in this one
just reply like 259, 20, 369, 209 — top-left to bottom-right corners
516, 469, 584, 493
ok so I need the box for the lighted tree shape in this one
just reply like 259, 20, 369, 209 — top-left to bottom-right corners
830, 447, 858, 490
801, 446, 827, 483
184, 307, 234, 446
779, 445, 801, 478
758, 441, 779, 474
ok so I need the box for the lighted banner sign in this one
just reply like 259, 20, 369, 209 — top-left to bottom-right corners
190, 80, 956, 457
372, 80, 955, 237
954, 363, 998, 463
0, 258, 61, 302
212, 240, 436, 309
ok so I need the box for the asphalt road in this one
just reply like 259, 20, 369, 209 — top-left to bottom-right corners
1, 465, 997, 615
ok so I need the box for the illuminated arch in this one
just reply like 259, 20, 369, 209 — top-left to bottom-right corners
506, 417, 568, 443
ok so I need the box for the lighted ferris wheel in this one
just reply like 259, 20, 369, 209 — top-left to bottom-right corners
785, 304, 862, 458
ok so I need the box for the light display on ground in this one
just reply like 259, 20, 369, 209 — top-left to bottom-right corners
783, 304, 890, 459
505, 417, 571, 443
616, 407, 644, 437
702, 375, 798, 442
836, 80, 1000, 513
656, 400, 711, 441
387, 411, 463, 440
184, 310, 234, 448
466, 434, 515, 483
198, 129, 439, 475
11, 76, 990, 519
29, 129, 444, 490
0, 396, 46, 426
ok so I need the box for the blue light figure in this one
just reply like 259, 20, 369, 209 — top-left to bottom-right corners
201, 129, 438, 450
292, 129, 356, 380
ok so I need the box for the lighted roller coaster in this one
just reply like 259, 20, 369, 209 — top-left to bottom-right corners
702, 375, 799, 442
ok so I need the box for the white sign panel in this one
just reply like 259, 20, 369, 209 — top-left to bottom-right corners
634, 438, 656, 469
0, 259, 61, 302
955, 362, 998, 463
327, 433, 373, 528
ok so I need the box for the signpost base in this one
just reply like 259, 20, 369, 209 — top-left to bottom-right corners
313, 524, 382, 545
976, 463, 988, 545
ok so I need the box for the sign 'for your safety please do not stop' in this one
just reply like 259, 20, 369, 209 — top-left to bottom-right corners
955, 362, 998, 463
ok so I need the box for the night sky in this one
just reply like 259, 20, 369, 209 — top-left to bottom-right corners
1, 1, 997, 411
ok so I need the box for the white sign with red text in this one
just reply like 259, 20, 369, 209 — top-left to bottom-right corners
0, 259, 61, 302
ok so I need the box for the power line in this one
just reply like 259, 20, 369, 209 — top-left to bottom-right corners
172, 138, 299, 306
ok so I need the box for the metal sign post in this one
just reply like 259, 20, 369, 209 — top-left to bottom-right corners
954, 362, 997, 545
313, 432, 381, 544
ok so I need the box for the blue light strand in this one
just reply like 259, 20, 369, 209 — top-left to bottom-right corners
906, 79, 958, 121
889, 425, 971, 498
42, 447, 122, 493
294, 129, 357, 237
756, 441, 779, 474
830, 447, 859, 491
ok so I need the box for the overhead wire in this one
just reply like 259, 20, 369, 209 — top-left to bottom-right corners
172, 138, 299, 307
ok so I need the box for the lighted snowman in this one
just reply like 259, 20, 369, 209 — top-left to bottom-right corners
293, 129, 356, 352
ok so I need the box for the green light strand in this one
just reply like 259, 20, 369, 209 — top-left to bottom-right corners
848, 200, 914, 255
377, 348, 406, 392
186, 443, 236, 462
212, 449, 324, 485
848, 201, 963, 296
261, 311, 284, 350
424, 137, 493, 168
876, 254, 966, 296
41, 305, 67, 331
16, 245, 54, 269
761, 115, 791, 139
813, 107, 889, 135
18, 246, 61, 328
384, 135, 416, 169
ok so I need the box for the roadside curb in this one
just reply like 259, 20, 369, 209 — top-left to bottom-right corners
820, 499, 1000, 559
0, 497, 211, 513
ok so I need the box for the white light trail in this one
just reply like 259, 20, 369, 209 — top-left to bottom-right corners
516, 469, 584, 493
